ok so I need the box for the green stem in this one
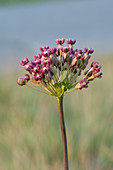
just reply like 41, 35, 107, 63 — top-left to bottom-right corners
64, 87, 77, 95
70, 63, 84, 84
26, 84, 51, 95
60, 55, 63, 81
57, 96, 69, 170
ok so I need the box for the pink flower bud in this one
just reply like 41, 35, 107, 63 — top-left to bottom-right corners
66, 39, 76, 45
34, 55, 38, 59
74, 52, 78, 57
63, 47, 70, 53
37, 53, 42, 59
48, 57, 52, 64
55, 38, 65, 45
24, 74, 30, 82
97, 76, 102, 79
44, 46, 49, 50
84, 85, 88, 88
41, 69, 46, 74
46, 65, 50, 72
35, 59, 41, 65
40, 73, 44, 78
25, 74, 30, 79
88, 48, 94, 54
20, 60, 26, 66
25, 57, 29, 63
17, 77, 26, 86
36, 65, 40, 71
56, 49, 60, 56
96, 66, 101, 72
40, 46, 43, 52
50, 48, 57, 54
41, 60, 46, 66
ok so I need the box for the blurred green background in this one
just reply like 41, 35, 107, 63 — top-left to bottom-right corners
0, 0, 52, 5
0, 0, 113, 169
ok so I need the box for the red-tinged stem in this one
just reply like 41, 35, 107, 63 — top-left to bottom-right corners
57, 96, 69, 170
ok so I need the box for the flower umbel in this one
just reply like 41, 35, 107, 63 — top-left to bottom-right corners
17, 38, 102, 96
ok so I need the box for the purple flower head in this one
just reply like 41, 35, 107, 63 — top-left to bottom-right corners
18, 38, 102, 95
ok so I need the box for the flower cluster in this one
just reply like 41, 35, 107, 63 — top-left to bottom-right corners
17, 38, 102, 97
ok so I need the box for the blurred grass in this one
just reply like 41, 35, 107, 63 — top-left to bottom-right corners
0, 0, 48, 5
0, 54, 113, 170
0, 0, 83, 5
0, 0, 78, 5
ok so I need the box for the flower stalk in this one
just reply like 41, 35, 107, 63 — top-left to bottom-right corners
57, 95, 69, 170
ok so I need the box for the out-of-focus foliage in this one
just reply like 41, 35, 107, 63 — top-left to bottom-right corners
0, 55, 113, 170
0, 0, 53, 5
0, 0, 67, 5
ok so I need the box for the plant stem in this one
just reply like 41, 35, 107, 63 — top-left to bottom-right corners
57, 96, 69, 170
26, 84, 51, 95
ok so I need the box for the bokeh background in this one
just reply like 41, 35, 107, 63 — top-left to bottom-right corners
0, 0, 113, 169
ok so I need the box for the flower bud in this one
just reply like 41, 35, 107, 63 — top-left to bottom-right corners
66, 39, 76, 45
17, 77, 26, 86
50, 48, 57, 54
34, 55, 38, 59
44, 46, 49, 50
84, 47, 88, 53
20, 60, 26, 66
40, 46, 44, 52
37, 53, 42, 59
24, 74, 30, 82
55, 38, 65, 45
20, 58, 29, 66
88, 48, 94, 54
